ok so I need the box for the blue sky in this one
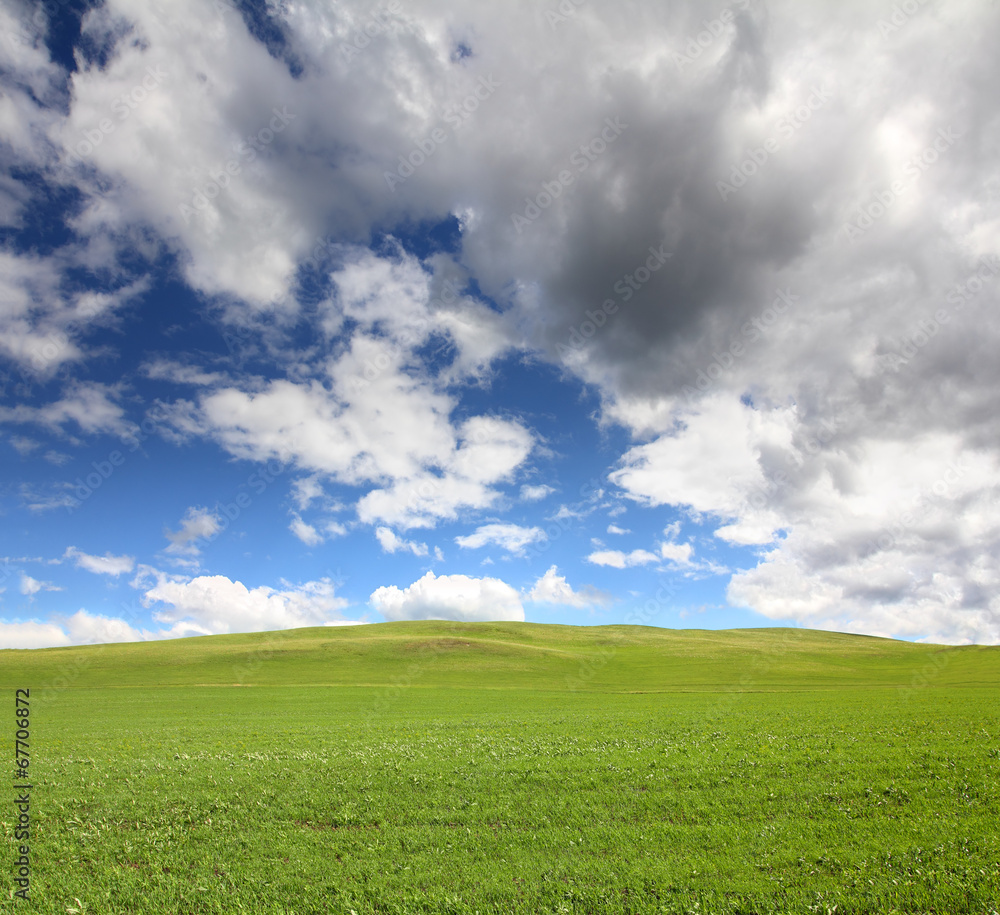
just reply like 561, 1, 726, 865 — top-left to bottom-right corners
1, 0, 998, 647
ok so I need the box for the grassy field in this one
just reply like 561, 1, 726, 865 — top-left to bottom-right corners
2, 622, 999, 914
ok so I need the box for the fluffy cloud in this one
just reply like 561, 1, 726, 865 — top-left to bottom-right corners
370, 570, 525, 622
614, 395, 1000, 643
355, 416, 533, 529
659, 541, 695, 566
141, 572, 353, 634
520, 484, 555, 502
64, 547, 135, 576
375, 527, 429, 557
60, 610, 145, 645
526, 566, 610, 608
0, 620, 71, 650
454, 522, 546, 556
586, 549, 659, 570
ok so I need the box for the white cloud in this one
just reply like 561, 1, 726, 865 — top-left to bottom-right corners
526, 565, 610, 608
370, 570, 524, 622
586, 549, 659, 569
64, 546, 135, 576
144, 359, 226, 387
615, 394, 1000, 643
520, 484, 555, 502
454, 522, 546, 556
187, 344, 533, 530
20, 573, 61, 596
291, 475, 325, 511
356, 417, 533, 529
289, 515, 323, 546
0, 244, 148, 376
375, 527, 428, 557
0, 620, 71, 650
164, 507, 222, 556
0, 382, 135, 437
659, 541, 694, 566
611, 397, 795, 540
607, 523, 630, 535
142, 572, 353, 634
62, 609, 145, 645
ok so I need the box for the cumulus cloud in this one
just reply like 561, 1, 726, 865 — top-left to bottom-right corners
64, 547, 135, 576
454, 522, 546, 556
370, 570, 525, 622
615, 396, 1000, 642
659, 541, 695, 567
375, 526, 429, 557
141, 571, 353, 634
60, 609, 145, 645
0, 620, 71, 650
526, 565, 611, 608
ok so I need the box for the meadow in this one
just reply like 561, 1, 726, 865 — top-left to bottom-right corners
2, 622, 999, 914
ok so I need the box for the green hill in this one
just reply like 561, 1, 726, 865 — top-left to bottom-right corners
2, 620, 996, 693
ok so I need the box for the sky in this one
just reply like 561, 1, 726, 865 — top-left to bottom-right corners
1, 0, 998, 649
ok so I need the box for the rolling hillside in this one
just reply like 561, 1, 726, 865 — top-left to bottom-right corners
2, 620, 996, 692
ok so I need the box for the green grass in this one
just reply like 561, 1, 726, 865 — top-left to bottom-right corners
2, 622, 999, 913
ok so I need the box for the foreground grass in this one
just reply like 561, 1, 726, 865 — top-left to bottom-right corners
2, 624, 999, 913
